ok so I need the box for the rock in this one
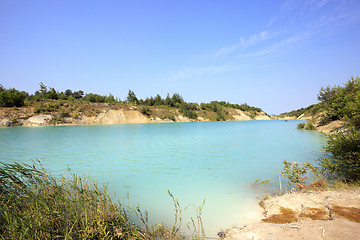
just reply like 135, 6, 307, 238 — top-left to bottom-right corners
0, 118, 12, 127
27, 114, 52, 125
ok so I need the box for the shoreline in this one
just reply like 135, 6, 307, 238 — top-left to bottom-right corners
0, 118, 275, 128
222, 187, 360, 239
0, 108, 272, 128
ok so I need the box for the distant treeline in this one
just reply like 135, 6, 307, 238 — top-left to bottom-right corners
279, 76, 360, 127
0, 82, 262, 113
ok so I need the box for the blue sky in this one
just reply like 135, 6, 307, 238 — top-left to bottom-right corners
1, 0, 360, 114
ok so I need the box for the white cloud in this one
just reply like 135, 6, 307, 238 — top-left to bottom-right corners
170, 64, 241, 81
214, 31, 271, 58
238, 31, 314, 58
237, 1, 360, 59
174, 0, 360, 81
316, 0, 329, 9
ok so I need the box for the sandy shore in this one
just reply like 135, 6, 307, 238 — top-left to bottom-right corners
0, 107, 271, 127
222, 187, 360, 240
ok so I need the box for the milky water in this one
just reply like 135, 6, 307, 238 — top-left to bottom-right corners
0, 120, 326, 237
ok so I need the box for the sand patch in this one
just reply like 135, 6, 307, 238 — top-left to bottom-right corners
222, 188, 360, 240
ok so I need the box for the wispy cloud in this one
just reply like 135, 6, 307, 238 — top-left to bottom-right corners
216, 0, 360, 60
214, 31, 271, 58
237, 31, 314, 58
315, 0, 329, 9
171, 0, 360, 82
170, 64, 241, 81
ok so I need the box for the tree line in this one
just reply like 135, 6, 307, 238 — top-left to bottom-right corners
280, 76, 360, 128
283, 76, 360, 183
0, 83, 263, 114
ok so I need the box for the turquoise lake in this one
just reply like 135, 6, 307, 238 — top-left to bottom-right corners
0, 120, 326, 237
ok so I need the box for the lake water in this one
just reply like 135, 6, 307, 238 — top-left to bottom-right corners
0, 120, 326, 237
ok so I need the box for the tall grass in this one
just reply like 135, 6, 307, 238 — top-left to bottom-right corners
0, 162, 198, 239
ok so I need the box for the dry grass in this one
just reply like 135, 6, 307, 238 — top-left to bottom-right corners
300, 207, 329, 220
262, 207, 298, 224
333, 205, 360, 223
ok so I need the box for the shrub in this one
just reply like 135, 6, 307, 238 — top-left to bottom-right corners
319, 128, 360, 182
281, 160, 323, 191
179, 103, 198, 119
139, 105, 151, 117
182, 109, 197, 119
296, 122, 316, 130
167, 114, 176, 122
318, 113, 332, 126
297, 122, 306, 129
216, 110, 225, 121
304, 123, 316, 130
0, 86, 27, 107
249, 112, 256, 119
160, 113, 176, 121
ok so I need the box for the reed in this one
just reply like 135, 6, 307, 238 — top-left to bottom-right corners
0, 162, 187, 239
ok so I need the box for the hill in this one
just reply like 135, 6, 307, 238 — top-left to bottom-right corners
277, 76, 360, 133
0, 83, 270, 127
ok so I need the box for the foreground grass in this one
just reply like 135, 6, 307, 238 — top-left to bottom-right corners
0, 162, 186, 239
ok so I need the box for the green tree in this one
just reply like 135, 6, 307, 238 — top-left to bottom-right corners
105, 94, 116, 103
317, 85, 338, 103
65, 89, 73, 98
210, 102, 218, 112
319, 128, 360, 182
46, 87, 58, 99
164, 94, 172, 106
325, 77, 360, 126
179, 103, 198, 119
39, 82, 47, 95
216, 110, 225, 121
126, 89, 138, 104
154, 94, 163, 106
171, 93, 183, 107
0, 86, 28, 107
73, 90, 84, 99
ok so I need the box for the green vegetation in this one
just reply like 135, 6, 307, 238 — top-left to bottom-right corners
139, 105, 151, 117
280, 160, 324, 191
296, 121, 316, 130
319, 128, 360, 182
296, 122, 306, 129
0, 85, 28, 107
179, 103, 198, 119
280, 76, 360, 129
1, 82, 264, 125
0, 162, 206, 239
280, 76, 360, 189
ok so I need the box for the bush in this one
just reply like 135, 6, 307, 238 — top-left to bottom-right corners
281, 160, 323, 191
160, 113, 176, 122
297, 122, 306, 129
139, 105, 151, 117
318, 113, 332, 126
179, 103, 198, 119
296, 122, 316, 130
216, 110, 225, 121
304, 123, 316, 130
0, 86, 27, 107
181, 109, 198, 119
319, 128, 360, 182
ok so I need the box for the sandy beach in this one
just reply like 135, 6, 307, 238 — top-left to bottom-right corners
222, 187, 360, 239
